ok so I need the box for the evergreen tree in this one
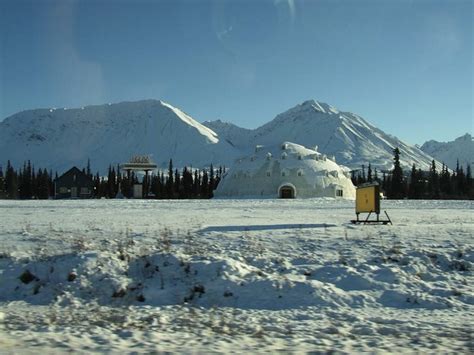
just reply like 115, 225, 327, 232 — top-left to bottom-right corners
428, 160, 439, 198
215, 165, 223, 190
22, 161, 33, 199
5, 160, 18, 199
166, 159, 174, 198
456, 165, 466, 197
408, 164, 424, 199
209, 164, 215, 197
374, 168, 379, 182
0, 166, 5, 197
106, 166, 119, 198
439, 163, 451, 197
182, 167, 193, 198
94, 172, 101, 197
173, 168, 179, 197
37, 168, 50, 199
408, 164, 417, 199
159, 172, 165, 198
417, 168, 426, 198
466, 164, 473, 198
31, 164, 37, 198
356, 166, 366, 186
201, 170, 209, 198
87, 158, 91, 178
51, 171, 57, 198
351, 170, 357, 185
150, 174, 160, 198
367, 163, 373, 183
121, 172, 131, 198
389, 148, 404, 199
116, 164, 122, 193
193, 169, 201, 197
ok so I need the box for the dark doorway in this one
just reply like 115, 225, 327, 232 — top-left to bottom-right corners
279, 185, 295, 198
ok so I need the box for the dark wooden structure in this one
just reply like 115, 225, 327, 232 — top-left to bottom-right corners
54, 167, 93, 199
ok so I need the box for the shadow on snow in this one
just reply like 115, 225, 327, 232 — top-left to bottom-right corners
199, 223, 337, 233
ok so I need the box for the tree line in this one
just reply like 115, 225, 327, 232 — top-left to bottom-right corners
2, 150, 472, 200
101, 159, 224, 199
352, 148, 474, 199
0, 159, 224, 199
0, 160, 55, 199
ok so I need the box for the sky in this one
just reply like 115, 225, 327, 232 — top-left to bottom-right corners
0, 0, 472, 145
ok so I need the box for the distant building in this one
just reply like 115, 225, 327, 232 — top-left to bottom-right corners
120, 155, 157, 198
214, 142, 356, 199
55, 167, 93, 199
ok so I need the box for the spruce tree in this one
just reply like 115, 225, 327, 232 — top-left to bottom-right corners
201, 170, 209, 198
87, 158, 91, 179
456, 165, 466, 197
209, 164, 215, 197
428, 160, 439, 198
121, 172, 131, 198
24, 161, 33, 199
182, 167, 193, 198
408, 164, 417, 199
159, 172, 165, 198
351, 170, 357, 185
439, 163, 451, 197
389, 148, 404, 199
174, 168, 180, 198
5, 161, 18, 199
94, 172, 101, 197
150, 174, 160, 198
37, 168, 50, 199
166, 159, 174, 198
51, 171, 57, 198
0, 166, 5, 197
466, 164, 473, 198
193, 170, 200, 197
367, 163, 373, 183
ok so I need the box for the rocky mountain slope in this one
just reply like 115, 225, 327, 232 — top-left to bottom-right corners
421, 133, 473, 171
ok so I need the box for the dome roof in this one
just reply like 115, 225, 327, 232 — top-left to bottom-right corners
215, 142, 355, 199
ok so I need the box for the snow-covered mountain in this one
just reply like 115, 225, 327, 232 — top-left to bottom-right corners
421, 133, 474, 171
0, 100, 236, 173
202, 119, 252, 150
0, 98, 440, 174
206, 100, 439, 171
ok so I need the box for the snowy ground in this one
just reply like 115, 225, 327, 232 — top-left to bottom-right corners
0, 199, 473, 353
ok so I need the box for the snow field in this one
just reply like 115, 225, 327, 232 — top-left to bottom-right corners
0, 199, 473, 353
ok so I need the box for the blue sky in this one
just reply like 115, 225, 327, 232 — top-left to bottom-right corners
0, 0, 472, 144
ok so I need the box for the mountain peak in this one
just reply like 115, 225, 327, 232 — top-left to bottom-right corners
456, 133, 472, 142
290, 100, 341, 116
421, 133, 473, 170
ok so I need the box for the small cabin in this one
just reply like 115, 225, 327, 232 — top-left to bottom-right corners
55, 167, 93, 199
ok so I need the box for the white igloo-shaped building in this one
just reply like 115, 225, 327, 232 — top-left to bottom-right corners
215, 142, 356, 199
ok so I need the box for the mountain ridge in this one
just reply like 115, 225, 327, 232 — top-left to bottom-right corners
421, 133, 473, 171
204, 99, 439, 171
0, 99, 232, 173
0, 98, 443, 174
